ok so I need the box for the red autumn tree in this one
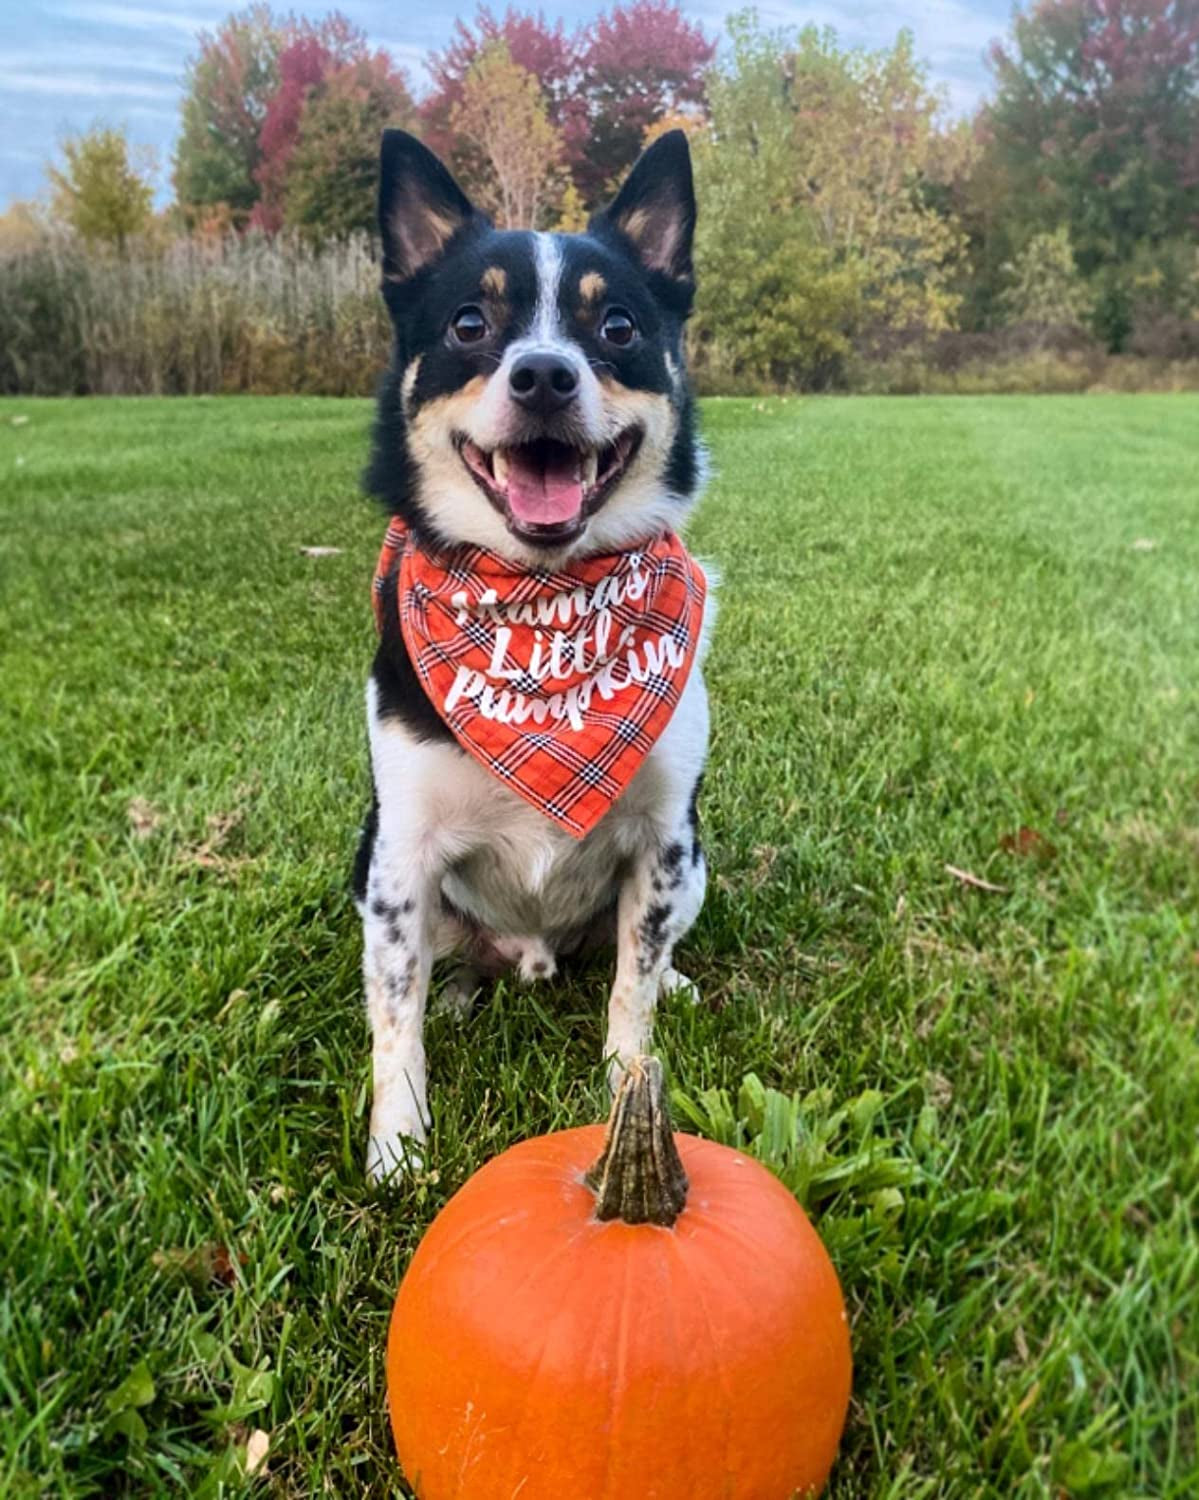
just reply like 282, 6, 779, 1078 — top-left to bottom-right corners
573, 0, 714, 201
423, 2, 713, 208
284, 50, 414, 238
251, 12, 389, 232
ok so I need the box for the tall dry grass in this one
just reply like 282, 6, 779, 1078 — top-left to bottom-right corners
4, 229, 1199, 398
0, 230, 391, 396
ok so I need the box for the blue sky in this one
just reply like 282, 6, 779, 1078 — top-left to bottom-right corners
0, 0, 1012, 209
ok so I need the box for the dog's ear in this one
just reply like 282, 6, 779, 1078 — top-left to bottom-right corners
378, 130, 486, 283
590, 130, 696, 284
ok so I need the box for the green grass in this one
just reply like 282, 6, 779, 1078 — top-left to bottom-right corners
1, 393, 1197, 1498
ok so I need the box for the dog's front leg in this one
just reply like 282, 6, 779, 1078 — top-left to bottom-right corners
362, 847, 439, 1183
604, 818, 706, 1088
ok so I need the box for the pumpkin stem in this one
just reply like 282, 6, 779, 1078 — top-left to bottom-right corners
585, 1056, 689, 1227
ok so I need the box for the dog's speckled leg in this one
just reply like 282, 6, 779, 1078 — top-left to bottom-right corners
604, 819, 706, 1091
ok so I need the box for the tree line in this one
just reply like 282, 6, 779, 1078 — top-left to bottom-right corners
3, 0, 1198, 394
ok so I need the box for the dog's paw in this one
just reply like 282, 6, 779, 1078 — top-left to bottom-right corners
659, 966, 700, 1007
366, 1130, 425, 1186
432, 966, 480, 1020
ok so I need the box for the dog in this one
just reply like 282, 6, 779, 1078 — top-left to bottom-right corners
353, 127, 713, 1182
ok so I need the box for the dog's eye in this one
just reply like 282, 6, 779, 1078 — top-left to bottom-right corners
451, 306, 488, 345
600, 309, 637, 347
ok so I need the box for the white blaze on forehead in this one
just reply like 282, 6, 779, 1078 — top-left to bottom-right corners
532, 232, 564, 342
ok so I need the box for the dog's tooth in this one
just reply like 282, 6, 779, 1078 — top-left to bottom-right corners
583, 450, 599, 489
492, 448, 509, 486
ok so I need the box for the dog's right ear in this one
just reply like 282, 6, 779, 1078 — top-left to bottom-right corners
378, 130, 485, 284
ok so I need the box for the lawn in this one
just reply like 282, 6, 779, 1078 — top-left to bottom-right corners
1, 393, 1197, 1499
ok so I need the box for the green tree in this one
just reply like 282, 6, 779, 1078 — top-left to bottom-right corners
450, 42, 566, 228
49, 127, 155, 248
998, 228, 1092, 328
173, 4, 282, 226
784, 26, 971, 333
985, 0, 1199, 267
692, 14, 968, 386
283, 53, 414, 239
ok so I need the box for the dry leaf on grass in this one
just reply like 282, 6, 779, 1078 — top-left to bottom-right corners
245, 1428, 270, 1476
944, 863, 1008, 894
152, 1242, 247, 1288
999, 825, 1057, 861
1130, 538, 1157, 551
299, 545, 342, 557
127, 797, 163, 840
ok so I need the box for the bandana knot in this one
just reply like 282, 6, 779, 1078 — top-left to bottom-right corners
372, 519, 707, 838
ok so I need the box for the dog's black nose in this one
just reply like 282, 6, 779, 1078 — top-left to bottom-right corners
508, 352, 579, 413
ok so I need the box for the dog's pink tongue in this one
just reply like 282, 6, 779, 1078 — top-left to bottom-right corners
505, 446, 583, 526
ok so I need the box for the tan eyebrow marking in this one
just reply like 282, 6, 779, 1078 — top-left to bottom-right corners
480, 266, 507, 296
579, 271, 607, 304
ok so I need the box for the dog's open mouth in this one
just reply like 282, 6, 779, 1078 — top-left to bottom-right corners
458, 428, 642, 544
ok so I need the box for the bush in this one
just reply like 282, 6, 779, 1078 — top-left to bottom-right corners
1128, 315, 1199, 362
0, 229, 390, 396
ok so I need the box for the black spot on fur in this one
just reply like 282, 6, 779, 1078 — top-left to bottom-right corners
638, 901, 673, 975
687, 776, 704, 866
351, 792, 378, 905
661, 840, 686, 889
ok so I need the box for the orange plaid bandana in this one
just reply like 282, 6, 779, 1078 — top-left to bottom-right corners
372, 519, 707, 838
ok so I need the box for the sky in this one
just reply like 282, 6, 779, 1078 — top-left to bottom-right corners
0, 0, 1013, 210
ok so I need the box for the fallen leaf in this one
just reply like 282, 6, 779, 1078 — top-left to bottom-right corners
11, 414, 29, 427
944, 864, 1008, 894
152, 1243, 246, 1289
999, 825, 1057, 861
245, 1428, 270, 1476
127, 797, 163, 840
299, 545, 342, 557
1130, 538, 1157, 551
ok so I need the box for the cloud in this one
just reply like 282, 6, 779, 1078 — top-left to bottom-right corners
3, 45, 183, 80
49, 2, 224, 38
0, 68, 179, 101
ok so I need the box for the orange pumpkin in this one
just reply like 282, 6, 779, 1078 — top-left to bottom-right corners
387, 1058, 851, 1499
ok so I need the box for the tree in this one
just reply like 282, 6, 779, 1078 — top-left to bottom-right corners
173, 4, 282, 226
251, 13, 391, 232
691, 19, 862, 387
691, 15, 972, 386
997, 227, 1092, 327
450, 42, 566, 228
984, 0, 1199, 268
283, 53, 414, 238
783, 26, 971, 333
423, 7, 577, 198
424, 2, 713, 208
50, 127, 155, 248
573, 0, 714, 201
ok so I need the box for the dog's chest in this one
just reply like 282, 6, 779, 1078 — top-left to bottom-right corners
438, 754, 657, 939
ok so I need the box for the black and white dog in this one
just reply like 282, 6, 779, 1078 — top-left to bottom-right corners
354, 128, 713, 1181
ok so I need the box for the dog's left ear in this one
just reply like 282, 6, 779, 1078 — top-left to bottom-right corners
590, 130, 696, 285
